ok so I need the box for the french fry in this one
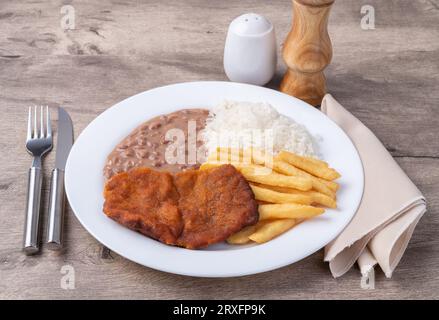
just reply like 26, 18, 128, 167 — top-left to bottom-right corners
245, 148, 339, 195
215, 147, 271, 167
246, 147, 273, 167
215, 147, 247, 157
202, 161, 275, 182
249, 219, 297, 243
200, 162, 226, 170
208, 149, 250, 164
282, 161, 339, 192
240, 166, 312, 191
216, 147, 244, 155
226, 225, 258, 244
250, 184, 312, 205
207, 152, 227, 162
209, 149, 339, 188
278, 150, 341, 181
271, 157, 336, 198
255, 184, 337, 209
317, 176, 339, 192
301, 155, 329, 167
284, 162, 339, 195
208, 149, 338, 191
269, 150, 338, 192
310, 191, 337, 209
258, 203, 325, 220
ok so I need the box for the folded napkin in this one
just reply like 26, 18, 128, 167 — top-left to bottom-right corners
321, 94, 426, 278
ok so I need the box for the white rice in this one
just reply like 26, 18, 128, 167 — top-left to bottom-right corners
201, 100, 317, 157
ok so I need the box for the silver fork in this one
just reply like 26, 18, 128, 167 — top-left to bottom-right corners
24, 106, 53, 255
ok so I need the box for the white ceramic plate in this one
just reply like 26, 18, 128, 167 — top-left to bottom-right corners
65, 81, 364, 277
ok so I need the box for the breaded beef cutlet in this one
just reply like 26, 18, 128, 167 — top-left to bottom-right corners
103, 165, 258, 249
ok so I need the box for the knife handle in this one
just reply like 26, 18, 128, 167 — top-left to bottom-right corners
46, 168, 66, 250
23, 167, 43, 255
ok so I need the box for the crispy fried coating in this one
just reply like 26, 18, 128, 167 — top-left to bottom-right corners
103, 165, 258, 249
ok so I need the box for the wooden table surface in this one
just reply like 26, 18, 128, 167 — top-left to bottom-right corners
1, 0, 438, 299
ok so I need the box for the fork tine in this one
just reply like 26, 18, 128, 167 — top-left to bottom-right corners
33, 105, 37, 139
40, 106, 44, 138
46, 106, 52, 138
27, 106, 32, 140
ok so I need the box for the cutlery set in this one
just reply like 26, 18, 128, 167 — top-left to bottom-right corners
23, 106, 73, 255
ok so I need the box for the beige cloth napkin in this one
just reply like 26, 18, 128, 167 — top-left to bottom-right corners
321, 94, 426, 278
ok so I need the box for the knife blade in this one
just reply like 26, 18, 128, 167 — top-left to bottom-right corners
46, 107, 73, 250
54, 107, 73, 169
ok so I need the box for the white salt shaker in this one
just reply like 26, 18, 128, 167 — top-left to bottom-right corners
223, 13, 277, 86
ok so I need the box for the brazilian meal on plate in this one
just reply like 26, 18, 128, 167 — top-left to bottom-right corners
102, 101, 341, 249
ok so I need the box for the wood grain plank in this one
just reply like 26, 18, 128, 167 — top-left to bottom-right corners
0, 0, 438, 299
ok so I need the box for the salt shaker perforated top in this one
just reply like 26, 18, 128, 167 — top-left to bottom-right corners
223, 13, 277, 86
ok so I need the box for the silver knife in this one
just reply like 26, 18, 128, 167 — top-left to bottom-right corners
46, 107, 73, 250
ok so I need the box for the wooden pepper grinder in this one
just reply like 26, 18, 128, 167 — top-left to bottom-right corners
280, 0, 334, 106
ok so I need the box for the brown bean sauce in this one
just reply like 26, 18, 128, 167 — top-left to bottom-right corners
103, 109, 209, 179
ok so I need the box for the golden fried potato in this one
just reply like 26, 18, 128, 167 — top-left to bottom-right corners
258, 203, 325, 220
317, 176, 339, 192
278, 150, 341, 181
240, 166, 312, 191
308, 191, 337, 208
226, 225, 258, 244
250, 184, 312, 205
271, 157, 336, 198
214, 147, 272, 167
249, 219, 297, 243
257, 184, 337, 209
227, 148, 338, 195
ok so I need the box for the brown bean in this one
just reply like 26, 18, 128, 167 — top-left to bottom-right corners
126, 139, 136, 147
160, 136, 171, 144
152, 161, 162, 167
137, 138, 147, 146
103, 166, 111, 176
105, 109, 209, 176
123, 149, 134, 157
134, 160, 144, 167
148, 121, 162, 130
117, 144, 129, 151
125, 160, 135, 170
135, 149, 149, 158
